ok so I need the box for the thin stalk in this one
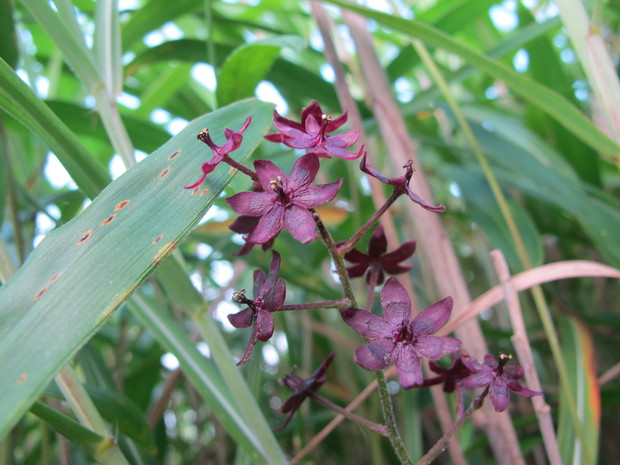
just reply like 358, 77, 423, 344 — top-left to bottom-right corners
337, 189, 401, 255
308, 392, 388, 436
416, 389, 488, 465
280, 298, 350, 311
413, 38, 590, 461
222, 154, 258, 182
313, 209, 413, 465
0, 238, 16, 284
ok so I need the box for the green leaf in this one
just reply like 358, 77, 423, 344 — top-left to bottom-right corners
558, 317, 601, 465
0, 99, 273, 442
0, 58, 110, 198
0, 0, 18, 69
323, 0, 620, 162
216, 36, 305, 107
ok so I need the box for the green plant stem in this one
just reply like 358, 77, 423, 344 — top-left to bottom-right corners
337, 189, 401, 255
308, 392, 388, 436
412, 38, 592, 463
280, 298, 350, 311
313, 209, 413, 465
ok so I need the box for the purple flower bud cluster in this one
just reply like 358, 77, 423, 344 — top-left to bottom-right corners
184, 100, 541, 435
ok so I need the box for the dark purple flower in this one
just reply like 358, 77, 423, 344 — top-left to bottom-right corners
458, 352, 542, 412
228, 182, 275, 256
344, 224, 416, 285
185, 115, 252, 189
226, 153, 342, 244
423, 351, 476, 413
360, 152, 445, 213
265, 100, 363, 160
275, 353, 335, 431
228, 251, 286, 365
340, 277, 460, 388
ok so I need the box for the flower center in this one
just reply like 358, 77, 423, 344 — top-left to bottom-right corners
392, 320, 415, 345
269, 176, 291, 203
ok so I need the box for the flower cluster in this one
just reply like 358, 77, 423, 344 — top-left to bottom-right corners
184, 100, 542, 445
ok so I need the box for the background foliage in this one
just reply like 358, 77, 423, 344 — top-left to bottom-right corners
1, 0, 619, 464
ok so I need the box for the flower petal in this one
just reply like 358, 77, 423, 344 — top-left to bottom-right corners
287, 154, 320, 192
254, 309, 274, 342
284, 205, 316, 243
226, 191, 274, 216
227, 307, 253, 328
458, 371, 495, 390
414, 335, 461, 360
254, 159, 288, 192
489, 379, 511, 412
253, 270, 267, 297
380, 278, 412, 323
411, 297, 453, 336
368, 225, 388, 257
381, 241, 416, 265
394, 346, 423, 388
247, 205, 284, 244
344, 248, 370, 264
264, 279, 286, 311
405, 185, 446, 213
293, 179, 343, 209
354, 339, 394, 371
340, 307, 391, 339
229, 215, 259, 234
262, 251, 281, 292
326, 130, 359, 148
346, 263, 369, 279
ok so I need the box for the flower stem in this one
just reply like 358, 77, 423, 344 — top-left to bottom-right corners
312, 209, 357, 306
280, 298, 351, 311
337, 189, 401, 256
416, 388, 489, 465
222, 154, 259, 182
308, 392, 389, 436
313, 208, 413, 465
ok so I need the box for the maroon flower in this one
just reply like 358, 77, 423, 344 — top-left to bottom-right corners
226, 153, 342, 244
423, 351, 476, 413
228, 251, 286, 365
340, 277, 460, 388
360, 152, 445, 213
275, 353, 335, 431
265, 100, 363, 160
184, 115, 252, 189
344, 224, 416, 285
228, 182, 275, 256
458, 352, 542, 412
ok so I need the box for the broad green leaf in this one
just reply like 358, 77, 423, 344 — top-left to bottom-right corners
216, 36, 306, 107
323, 0, 620, 162
449, 169, 543, 270
558, 317, 601, 465
0, 99, 273, 443
0, 0, 18, 69
0, 58, 109, 198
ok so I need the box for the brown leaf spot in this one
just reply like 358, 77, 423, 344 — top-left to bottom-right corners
17, 373, 28, 385
159, 167, 171, 179
101, 214, 116, 226
191, 187, 200, 196
34, 286, 49, 301
77, 230, 93, 245
200, 188, 209, 196
115, 200, 131, 211
152, 235, 164, 244
50, 272, 62, 283
168, 149, 181, 160
153, 242, 177, 265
